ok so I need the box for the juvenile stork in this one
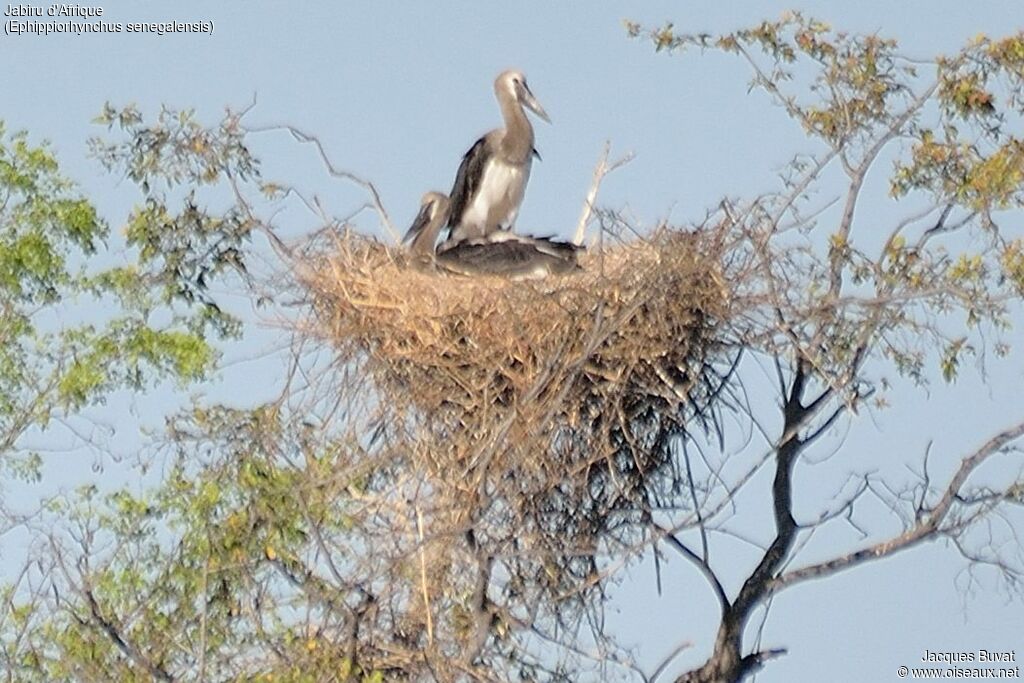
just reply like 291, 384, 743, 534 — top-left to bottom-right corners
404, 191, 451, 262
404, 192, 581, 280
446, 69, 550, 244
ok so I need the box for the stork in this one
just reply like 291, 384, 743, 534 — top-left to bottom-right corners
446, 69, 550, 244
404, 191, 450, 261
404, 192, 581, 280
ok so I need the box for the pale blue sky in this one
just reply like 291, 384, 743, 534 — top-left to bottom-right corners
4, 2, 1024, 681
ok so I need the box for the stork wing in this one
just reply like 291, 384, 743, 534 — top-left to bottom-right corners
438, 237, 580, 279
483, 232, 582, 257
447, 136, 488, 237
517, 235, 582, 258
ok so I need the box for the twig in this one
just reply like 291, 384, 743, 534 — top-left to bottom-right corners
415, 504, 434, 647
246, 122, 399, 242
650, 639, 693, 682
573, 141, 635, 246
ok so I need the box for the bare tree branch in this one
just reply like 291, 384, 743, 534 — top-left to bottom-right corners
771, 418, 1024, 591
574, 141, 635, 246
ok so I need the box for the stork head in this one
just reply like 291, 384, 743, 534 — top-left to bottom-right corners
404, 191, 451, 255
495, 69, 550, 124
419, 191, 450, 226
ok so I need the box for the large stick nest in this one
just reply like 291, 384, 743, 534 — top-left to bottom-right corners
300, 225, 736, 589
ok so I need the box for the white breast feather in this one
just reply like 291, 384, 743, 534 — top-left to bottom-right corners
463, 158, 530, 232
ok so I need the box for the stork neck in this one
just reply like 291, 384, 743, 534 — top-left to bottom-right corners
410, 214, 445, 258
498, 97, 535, 164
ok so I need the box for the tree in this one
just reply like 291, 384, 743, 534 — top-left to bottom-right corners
3, 14, 1024, 683
618, 14, 1024, 681
0, 119, 220, 484
0, 111, 248, 680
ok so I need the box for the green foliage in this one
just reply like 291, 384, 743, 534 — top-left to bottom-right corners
0, 403, 390, 681
91, 102, 257, 191
0, 123, 219, 466
630, 14, 1024, 385
630, 15, 1024, 213
56, 321, 214, 409
0, 114, 233, 666
90, 104, 257, 338
0, 125, 101, 306
631, 13, 911, 146
1001, 239, 1024, 294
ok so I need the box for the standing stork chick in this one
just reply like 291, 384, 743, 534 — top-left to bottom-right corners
447, 69, 551, 244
